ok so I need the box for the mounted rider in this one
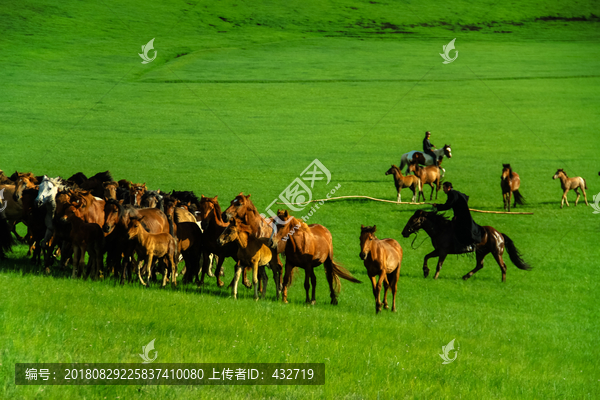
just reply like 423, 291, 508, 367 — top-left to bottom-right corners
422, 131, 438, 166
433, 182, 484, 253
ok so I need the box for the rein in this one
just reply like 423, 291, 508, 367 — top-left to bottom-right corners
410, 231, 427, 250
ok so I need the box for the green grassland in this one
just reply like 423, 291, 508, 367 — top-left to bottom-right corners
1, 0, 599, 398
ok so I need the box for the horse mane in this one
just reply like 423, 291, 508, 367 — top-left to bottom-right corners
429, 211, 451, 226
209, 197, 223, 216
89, 170, 113, 182
558, 168, 567, 177
68, 172, 88, 186
171, 190, 199, 205
502, 163, 513, 178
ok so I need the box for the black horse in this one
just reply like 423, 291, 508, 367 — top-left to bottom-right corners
402, 210, 531, 282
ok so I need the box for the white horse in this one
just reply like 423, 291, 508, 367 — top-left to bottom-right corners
399, 144, 452, 175
35, 176, 67, 247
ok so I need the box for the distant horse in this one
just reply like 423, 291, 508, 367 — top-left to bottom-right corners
196, 195, 240, 287
399, 144, 452, 173
552, 169, 588, 208
80, 171, 114, 198
103, 181, 118, 200
35, 176, 69, 248
127, 219, 178, 287
218, 218, 278, 300
408, 162, 441, 201
501, 164, 525, 211
385, 165, 421, 203
359, 225, 403, 314
272, 209, 361, 305
129, 183, 147, 207
63, 205, 104, 280
402, 210, 531, 282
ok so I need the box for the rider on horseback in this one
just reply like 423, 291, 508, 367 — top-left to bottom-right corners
423, 131, 437, 166
433, 182, 484, 253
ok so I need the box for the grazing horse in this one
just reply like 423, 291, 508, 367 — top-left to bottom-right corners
127, 219, 178, 287
129, 183, 147, 207
385, 165, 421, 203
218, 218, 279, 300
552, 169, 588, 208
272, 209, 361, 305
501, 164, 525, 211
402, 210, 531, 282
400, 144, 452, 173
63, 205, 104, 280
359, 225, 403, 314
408, 162, 441, 201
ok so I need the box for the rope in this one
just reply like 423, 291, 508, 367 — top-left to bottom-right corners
277, 195, 533, 215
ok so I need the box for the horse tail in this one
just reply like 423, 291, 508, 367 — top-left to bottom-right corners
328, 260, 361, 293
513, 189, 525, 205
0, 213, 15, 257
582, 177, 588, 190
502, 234, 531, 270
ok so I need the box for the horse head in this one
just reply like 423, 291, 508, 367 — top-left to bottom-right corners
359, 225, 377, 260
402, 210, 429, 237
35, 176, 60, 208
443, 144, 452, 159
217, 217, 239, 246
223, 192, 253, 222
553, 168, 565, 180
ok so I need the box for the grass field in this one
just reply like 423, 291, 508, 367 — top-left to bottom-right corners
1, 0, 599, 398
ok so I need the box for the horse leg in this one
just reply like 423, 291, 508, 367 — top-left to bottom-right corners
562, 190, 569, 208
491, 250, 507, 282
369, 275, 380, 314
374, 273, 385, 313
231, 263, 243, 299
433, 253, 448, 280
324, 260, 338, 305
170, 255, 177, 288
382, 276, 390, 310
463, 250, 486, 280
259, 265, 268, 299
282, 263, 293, 304
582, 185, 589, 206
574, 188, 580, 206
72, 246, 81, 279
507, 191, 512, 212
252, 262, 260, 301
269, 257, 281, 300
410, 187, 416, 203
429, 183, 435, 201
309, 268, 317, 305
423, 249, 439, 278
396, 191, 401, 203
389, 266, 400, 312
304, 267, 311, 304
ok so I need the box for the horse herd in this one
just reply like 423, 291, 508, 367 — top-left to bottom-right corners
0, 163, 593, 314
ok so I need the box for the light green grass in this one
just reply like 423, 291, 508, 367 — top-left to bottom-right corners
1, 0, 599, 398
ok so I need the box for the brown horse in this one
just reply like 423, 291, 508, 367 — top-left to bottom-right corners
196, 195, 240, 287
385, 165, 421, 203
1, 184, 28, 242
65, 190, 105, 226
129, 183, 147, 207
103, 199, 170, 284
103, 181, 118, 200
408, 162, 441, 201
359, 225, 402, 314
218, 218, 279, 300
272, 209, 361, 305
402, 210, 531, 282
501, 164, 525, 211
552, 169, 588, 208
64, 205, 104, 280
12, 172, 40, 202
127, 219, 177, 287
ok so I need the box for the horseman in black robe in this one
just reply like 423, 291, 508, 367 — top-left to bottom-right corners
422, 131, 437, 166
433, 182, 484, 252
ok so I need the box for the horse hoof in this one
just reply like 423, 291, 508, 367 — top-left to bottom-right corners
217, 279, 224, 288
462, 275, 469, 280
384, 305, 389, 309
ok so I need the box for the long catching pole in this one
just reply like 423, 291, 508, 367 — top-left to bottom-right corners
277, 195, 534, 215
